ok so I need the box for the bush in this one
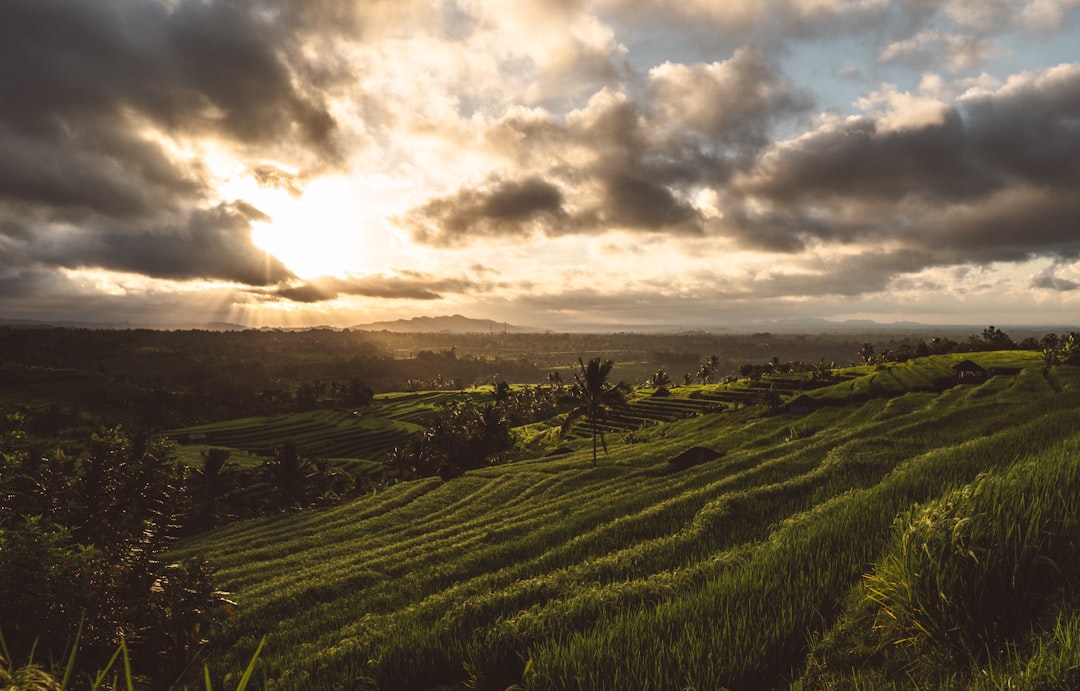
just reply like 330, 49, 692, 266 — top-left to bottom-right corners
0, 418, 228, 686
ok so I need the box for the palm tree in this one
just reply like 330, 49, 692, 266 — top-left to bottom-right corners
559, 357, 629, 466
648, 368, 672, 392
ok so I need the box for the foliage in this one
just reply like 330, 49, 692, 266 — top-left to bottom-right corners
645, 368, 672, 394
0, 418, 228, 686
389, 399, 517, 479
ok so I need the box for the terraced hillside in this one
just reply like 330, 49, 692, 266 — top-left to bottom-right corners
169, 391, 466, 460
171, 352, 1080, 689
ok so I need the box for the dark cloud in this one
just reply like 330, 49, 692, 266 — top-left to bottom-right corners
0, 0, 341, 156
0, 268, 56, 300
731, 64, 1080, 265
272, 272, 478, 303
251, 164, 306, 197
1032, 266, 1080, 292
589, 174, 702, 231
963, 66, 1080, 190
0, 120, 207, 220
741, 110, 995, 206
397, 177, 568, 247
87, 203, 294, 286
8, 202, 294, 286
275, 282, 336, 303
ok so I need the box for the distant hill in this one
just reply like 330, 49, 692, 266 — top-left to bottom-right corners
350, 314, 540, 333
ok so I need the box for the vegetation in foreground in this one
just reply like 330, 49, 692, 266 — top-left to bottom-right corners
156, 350, 1080, 690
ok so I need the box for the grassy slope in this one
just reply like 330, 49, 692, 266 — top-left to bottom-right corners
170, 352, 1080, 690
166, 391, 466, 461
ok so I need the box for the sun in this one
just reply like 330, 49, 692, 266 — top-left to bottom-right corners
249, 176, 373, 280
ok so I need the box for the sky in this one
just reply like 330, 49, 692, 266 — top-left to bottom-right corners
2, 0, 1079, 331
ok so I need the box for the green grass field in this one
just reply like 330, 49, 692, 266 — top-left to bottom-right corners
168, 353, 1080, 689
167, 394, 458, 461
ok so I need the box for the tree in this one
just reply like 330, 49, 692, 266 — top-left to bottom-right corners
346, 378, 374, 407
647, 368, 672, 394
559, 357, 630, 467
980, 325, 1014, 350
265, 439, 312, 507
858, 342, 876, 365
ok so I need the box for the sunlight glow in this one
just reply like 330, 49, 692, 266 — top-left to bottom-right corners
249, 176, 375, 280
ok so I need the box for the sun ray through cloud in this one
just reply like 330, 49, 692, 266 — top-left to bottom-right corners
0, 0, 1078, 329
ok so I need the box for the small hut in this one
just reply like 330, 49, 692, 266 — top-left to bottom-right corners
953, 360, 987, 384
788, 394, 819, 415
669, 446, 723, 471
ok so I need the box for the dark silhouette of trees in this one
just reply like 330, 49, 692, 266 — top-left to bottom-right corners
559, 357, 630, 467
858, 342, 876, 365
346, 378, 375, 406
547, 370, 563, 390
387, 400, 517, 480
422, 401, 515, 474
264, 439, 312, 507
188, 447, 235, 531
0, 417, 227, 685
980, 326, 1010, 349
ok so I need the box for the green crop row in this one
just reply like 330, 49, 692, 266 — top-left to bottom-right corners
167, 354, 1080, 689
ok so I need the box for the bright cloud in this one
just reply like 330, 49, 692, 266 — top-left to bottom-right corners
1, 0, 1079, 330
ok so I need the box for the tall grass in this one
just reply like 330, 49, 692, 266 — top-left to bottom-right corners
801, 431, 1080, 689
0, 625, 264, 691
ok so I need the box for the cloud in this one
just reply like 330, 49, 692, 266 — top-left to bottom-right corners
730, 62, 1080, 267
3, 202, 294, 286
940, 0, 1013, 29
877, 28, 993, 73
0, 0, 343, 164
395, 177, 568, 247
856, 84, 953, 133
1032, 263, 1080, 291
400, 48, 809, 246
272, 271, 479, 303
648, 49, 814, 145
597, 0, 891, 43
1017, 0, 1080, 30
0, 0, 407, 298
251, 164, 306, 197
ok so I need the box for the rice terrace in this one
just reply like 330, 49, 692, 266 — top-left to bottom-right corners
4, 325, 1080, 690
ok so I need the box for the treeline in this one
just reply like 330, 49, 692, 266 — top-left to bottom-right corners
0, 327, 546, 440
0, 327, 545, 394
854, 326, 1078, 365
